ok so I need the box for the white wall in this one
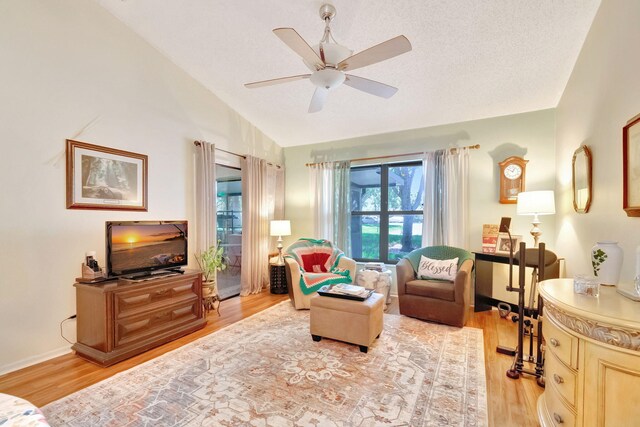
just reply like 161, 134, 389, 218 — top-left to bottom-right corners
285, 110, 557, 248
555, 0, 640, 281
284, 109, 557, 293
0, 0, 282, 373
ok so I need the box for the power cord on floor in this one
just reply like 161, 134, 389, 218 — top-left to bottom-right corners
60, 314, 77, 345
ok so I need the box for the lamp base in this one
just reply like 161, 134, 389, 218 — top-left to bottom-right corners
530, 216, 542, 248
273, 237, 285, 266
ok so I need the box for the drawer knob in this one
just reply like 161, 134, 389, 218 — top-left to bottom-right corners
155, 289, 169, 296
553, 374, 564, 384
549, 338, 560, 347
553, 412, 564, 424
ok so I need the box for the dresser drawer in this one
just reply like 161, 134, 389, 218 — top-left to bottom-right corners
544, 382, 576, 427
546, 350, 577, 408
114, 279, 198, 318
543, 316, 578, 369
115, 299, 200, 347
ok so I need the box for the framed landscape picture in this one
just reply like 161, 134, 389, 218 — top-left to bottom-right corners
495, 233, 522, 255
66, 140, 148, 211
623, 113, 640, 217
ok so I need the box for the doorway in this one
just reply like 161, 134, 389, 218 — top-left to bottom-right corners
216, 164, 242, 299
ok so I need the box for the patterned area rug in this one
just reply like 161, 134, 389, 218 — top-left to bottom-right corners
43, 301, 487, 426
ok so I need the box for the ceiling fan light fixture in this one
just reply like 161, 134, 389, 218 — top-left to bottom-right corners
317, 42, 352, 67
310, 68, 345, 90
245, 3, 412, 112
303, 42, 352, 70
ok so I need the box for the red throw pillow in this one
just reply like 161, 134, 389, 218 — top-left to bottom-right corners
300, 252, 331, 273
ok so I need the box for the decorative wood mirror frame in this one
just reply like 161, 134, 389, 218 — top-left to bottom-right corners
623, 114, 640, 217
572, 145, 592, 213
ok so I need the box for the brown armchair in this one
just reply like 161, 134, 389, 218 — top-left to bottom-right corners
396, 246, 474, 327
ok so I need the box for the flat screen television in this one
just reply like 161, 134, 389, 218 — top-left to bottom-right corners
106, 220, 188, 278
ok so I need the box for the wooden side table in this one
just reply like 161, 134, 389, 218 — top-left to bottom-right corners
270, 264, 288, 294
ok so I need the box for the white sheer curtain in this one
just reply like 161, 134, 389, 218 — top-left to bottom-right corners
240, 155, 284, 295
423, 147, 469, 248
444, 147, 469, 248
267, 164, 286, 253
333, 161, 351, 253
309, 161, 351, 254
309, 163, 334, 241
194, 141, 216, 254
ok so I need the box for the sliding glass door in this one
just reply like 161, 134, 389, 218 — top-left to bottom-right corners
216, 164, 242, 300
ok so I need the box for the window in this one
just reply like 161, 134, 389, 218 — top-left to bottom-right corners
350, 161, 424, 263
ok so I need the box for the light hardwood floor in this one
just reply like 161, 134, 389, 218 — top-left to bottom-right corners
0, 292, 542, 426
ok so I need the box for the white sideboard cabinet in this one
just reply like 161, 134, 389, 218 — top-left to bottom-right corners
538, 279, 640, 427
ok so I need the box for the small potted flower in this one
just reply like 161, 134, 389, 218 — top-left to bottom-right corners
195, 241, 228, 297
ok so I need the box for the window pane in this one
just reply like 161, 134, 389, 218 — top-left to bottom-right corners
387, 164, 424, 212
388, 214, 423, 261
350, 166, 381, 212
350, 215, 380, 260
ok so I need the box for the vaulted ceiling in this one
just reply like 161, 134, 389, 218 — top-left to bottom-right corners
93, 0, 600, 147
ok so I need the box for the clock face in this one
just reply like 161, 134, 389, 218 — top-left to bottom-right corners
504, 164, 522, 180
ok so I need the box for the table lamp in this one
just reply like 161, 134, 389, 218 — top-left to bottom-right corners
270, 220, 291, 265
517, 190, 555, 247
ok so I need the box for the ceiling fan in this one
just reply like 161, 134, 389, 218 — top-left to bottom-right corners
245, 4, 412, 113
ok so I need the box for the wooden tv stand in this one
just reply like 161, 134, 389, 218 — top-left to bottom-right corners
72, 271, 206, 367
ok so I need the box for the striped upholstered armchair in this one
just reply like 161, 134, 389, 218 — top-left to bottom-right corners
283, 238, 357, 310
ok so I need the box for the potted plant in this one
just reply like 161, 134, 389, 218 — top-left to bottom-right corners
195, 241, 228, 297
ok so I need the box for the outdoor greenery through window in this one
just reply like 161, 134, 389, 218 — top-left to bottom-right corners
350, 161, 424, 263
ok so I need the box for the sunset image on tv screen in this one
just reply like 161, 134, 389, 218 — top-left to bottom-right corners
110, 223, 186, 273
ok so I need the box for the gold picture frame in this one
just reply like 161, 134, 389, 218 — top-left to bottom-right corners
572, 145, 592, 213
623, 113, 640, 217
66, 139, 148, 211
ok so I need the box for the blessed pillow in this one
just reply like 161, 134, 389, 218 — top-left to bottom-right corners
417, 256, 458, 281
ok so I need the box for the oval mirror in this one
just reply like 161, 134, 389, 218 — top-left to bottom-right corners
572, 145, 592, 213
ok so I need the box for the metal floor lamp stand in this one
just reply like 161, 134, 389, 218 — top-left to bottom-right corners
498, 236, 546, 387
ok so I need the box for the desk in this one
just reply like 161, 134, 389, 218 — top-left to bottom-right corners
474, 252, 515, 312
473, 251, 560, 312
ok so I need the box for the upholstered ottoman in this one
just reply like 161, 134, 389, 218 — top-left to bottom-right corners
310, 293, 384, 353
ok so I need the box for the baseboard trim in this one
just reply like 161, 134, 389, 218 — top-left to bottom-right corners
0, 346, 72, 376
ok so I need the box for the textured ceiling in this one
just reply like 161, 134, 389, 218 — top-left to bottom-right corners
93, 0, 600, 147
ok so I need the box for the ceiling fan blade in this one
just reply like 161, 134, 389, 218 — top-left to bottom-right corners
245, 74, 311, 88
344, 74, 398, 98
338, 35, 412, 72
308, 87, 329, 113
273, 28, 324, 70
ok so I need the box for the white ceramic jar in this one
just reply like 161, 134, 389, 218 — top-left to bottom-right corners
591, 241, 623, 286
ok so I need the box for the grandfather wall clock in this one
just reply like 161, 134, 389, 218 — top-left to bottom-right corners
499, 156, 528, 204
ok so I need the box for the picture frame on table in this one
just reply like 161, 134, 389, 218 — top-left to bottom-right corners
623, 113, 640, 217
66, 139, 148, 211
495, 233, 522, 255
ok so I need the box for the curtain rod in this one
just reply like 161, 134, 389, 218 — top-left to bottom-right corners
194, 140, 281, 169
304, 144, 480, 167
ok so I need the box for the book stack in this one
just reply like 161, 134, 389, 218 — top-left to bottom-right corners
482, 224, 499, 253
332, 284, 371, 297
364, 262, 385, 271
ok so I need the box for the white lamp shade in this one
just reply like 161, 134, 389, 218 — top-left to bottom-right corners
517, 191, 556, 216
270, 220, 291, 237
